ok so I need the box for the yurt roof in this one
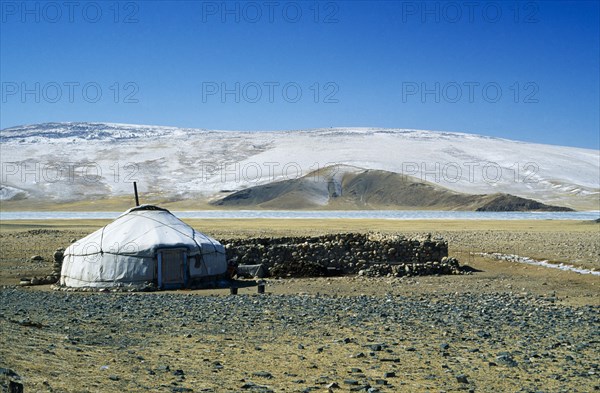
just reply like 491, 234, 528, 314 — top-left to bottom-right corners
64, 205, 223, 258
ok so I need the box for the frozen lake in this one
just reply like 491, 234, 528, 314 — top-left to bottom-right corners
1, 210, 599, 221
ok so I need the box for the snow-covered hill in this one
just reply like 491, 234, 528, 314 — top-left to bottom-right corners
1, 122, 598, 210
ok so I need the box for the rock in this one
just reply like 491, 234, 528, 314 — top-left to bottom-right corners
565, 355, 574, 362
53, 249, 64, 260
9, 380, 24, 393
495, 353, 518, 367
253, 371, 273, 379
0, 369, 20, 379
456, 374, 469, 383
30, 255, 43, 261
0, 368, 22, 393
108, 375, 119, 381
240, 382, 273, 392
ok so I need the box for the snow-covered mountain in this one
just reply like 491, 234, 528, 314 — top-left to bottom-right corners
1, 122, 598, 210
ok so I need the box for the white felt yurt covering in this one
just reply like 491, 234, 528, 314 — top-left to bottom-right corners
60, 205, 227, 289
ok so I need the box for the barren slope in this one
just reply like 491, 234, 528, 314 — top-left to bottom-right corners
212, 167, 573, 211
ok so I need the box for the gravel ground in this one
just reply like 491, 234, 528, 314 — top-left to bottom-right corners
1, 220, 598, 392
1, 287, 599, 392
430, 230, 600, 270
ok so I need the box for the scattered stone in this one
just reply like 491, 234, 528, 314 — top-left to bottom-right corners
0, 278, 598, 392
496, 353, 518, 367
0, 368, 23, 393
253, 371, 273, 379
565, 355, 574, 362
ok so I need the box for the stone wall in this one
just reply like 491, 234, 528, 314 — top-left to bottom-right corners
222, 233, 461, 278
19, 248, 64, 286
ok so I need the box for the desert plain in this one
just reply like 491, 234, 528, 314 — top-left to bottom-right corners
0, 218, 599, 392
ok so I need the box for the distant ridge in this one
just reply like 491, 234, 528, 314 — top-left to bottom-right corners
212, 167, 573, 211
1, 122, 598, 210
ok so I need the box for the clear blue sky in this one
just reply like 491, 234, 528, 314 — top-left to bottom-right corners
1, 1, 598, 149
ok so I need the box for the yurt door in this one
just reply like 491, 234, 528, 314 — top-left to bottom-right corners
157, 249, 188, 289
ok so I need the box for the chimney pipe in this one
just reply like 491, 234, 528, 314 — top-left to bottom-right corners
133, 182, 140, 206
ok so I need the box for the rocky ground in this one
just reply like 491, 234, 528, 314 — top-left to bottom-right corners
0, 219, 599, 392
1, 282, 599, 393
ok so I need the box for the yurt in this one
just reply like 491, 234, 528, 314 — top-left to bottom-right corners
60, 205, 227, 289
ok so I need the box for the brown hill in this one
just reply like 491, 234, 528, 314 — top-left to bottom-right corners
211, 167, 573, 211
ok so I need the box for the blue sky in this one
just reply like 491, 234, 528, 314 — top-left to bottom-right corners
1, 1, 598, 149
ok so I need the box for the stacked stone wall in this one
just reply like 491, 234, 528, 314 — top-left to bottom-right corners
223, 233, 460, 278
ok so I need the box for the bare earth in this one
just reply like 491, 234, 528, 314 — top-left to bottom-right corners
0, 219, 599, 392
